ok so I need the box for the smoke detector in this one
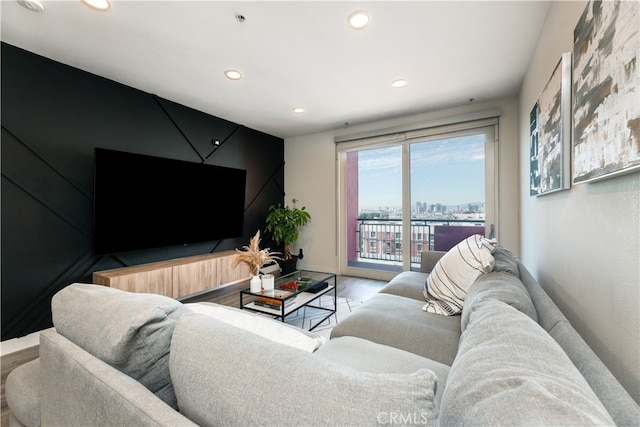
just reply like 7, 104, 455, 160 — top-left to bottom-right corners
17, 0, 45, 12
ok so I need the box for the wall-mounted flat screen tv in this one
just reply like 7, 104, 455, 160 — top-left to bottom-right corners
93, 148, 246, 255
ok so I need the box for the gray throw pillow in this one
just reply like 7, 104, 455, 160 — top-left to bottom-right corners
440, 299, 615, 426
51, 283, 190, 409
460, 271, 538, 331
491, 245, 520, 276
170, 314, 439, 426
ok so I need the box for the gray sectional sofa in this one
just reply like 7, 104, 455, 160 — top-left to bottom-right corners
6, 247, 640, 426
332, 248, 640, 425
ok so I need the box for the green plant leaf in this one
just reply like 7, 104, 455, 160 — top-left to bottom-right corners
265, 199, 311, 257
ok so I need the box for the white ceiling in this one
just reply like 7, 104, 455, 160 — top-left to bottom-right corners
1, 1, 551, 139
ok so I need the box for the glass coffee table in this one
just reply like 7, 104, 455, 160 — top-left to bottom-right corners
240, 270, 337, 331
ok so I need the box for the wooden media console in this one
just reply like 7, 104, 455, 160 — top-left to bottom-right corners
92, 250, 250, 299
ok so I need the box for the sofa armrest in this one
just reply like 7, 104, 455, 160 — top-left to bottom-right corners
421, 250, 446, 273
39, 330, 197, 427
6, 358, 41, 427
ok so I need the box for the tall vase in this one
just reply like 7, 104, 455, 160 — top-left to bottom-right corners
250, 275, 262, 293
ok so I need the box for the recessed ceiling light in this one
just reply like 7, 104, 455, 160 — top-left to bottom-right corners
292, 107, 305, 114
81, 0, 111, 11
348, 11, 369, 30
392, 79, 407, 88
224, 70, 242, 80
17, 0, 45, 12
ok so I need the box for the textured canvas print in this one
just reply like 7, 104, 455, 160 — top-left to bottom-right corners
529, 103, 540, 195
573, 0, 640, 183
530, 53, 571, 196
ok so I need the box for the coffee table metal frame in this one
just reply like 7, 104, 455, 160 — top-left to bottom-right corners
239, 270, 337, 331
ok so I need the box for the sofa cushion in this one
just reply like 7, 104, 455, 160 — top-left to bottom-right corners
517, 263, 569, 333
331, 293, 461, 365
51, 283, 190, 409
380, 271, 430, 302
185, 302, 325, 352
440, 299, 615, 425
420, 250, 447, 273
423, 235, 497, 315
315, 336, 450, 410
491, 245, 519, 276
170, 314, 439, 426
460, 271, 538, 331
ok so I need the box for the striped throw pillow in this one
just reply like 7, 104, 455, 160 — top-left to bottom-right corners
423, 235, 497, 315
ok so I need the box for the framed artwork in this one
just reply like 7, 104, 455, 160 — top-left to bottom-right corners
529, 103, 540, 195
530, 52, 572, 196
572, 0, 640, 184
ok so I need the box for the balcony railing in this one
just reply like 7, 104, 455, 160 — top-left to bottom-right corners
352, 218, 485, 270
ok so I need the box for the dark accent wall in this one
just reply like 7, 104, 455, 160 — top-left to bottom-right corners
1, 42, 285, 340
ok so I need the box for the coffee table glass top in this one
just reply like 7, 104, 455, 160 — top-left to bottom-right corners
239, 269, 337, 331
244, 270, 335, 300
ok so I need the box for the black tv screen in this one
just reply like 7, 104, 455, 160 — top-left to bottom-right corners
93, 148, 246, 255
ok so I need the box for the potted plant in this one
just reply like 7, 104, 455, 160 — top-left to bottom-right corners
265, 198, 311, 274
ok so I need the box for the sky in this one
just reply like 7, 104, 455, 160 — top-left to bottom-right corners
357, 134, 485, 210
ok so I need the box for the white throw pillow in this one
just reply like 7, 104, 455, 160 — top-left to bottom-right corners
423, 234, 497, 315
185, 302, 326, 352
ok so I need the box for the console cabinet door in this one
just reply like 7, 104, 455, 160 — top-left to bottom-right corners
94, 266, 173, 296
172, 258, 218, 299
93, 251, 251, 299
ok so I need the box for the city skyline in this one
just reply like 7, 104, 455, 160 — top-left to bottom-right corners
357, 134, 486, 210
360, 201, 485, 213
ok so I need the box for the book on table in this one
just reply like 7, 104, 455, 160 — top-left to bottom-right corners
254, 298, 296, 310
254, 289, 296, 309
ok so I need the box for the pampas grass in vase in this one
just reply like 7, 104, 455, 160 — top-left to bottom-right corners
232, 230, 281, 277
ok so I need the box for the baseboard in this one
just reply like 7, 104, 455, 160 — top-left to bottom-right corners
1, 328, 53, 356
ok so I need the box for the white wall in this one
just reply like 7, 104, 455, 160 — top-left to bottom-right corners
285, 96, 521, 273
519, 1, 639, 403
287, 0, 639, 403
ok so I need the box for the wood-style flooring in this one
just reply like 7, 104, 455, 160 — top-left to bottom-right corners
0, 275, 385, 426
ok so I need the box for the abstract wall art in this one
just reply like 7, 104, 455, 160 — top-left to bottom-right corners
530, 52, 572, 196
573, 0, 640, 184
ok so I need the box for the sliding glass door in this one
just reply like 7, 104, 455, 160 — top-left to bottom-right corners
337, 120, 497, 280
345, 146, 403, 272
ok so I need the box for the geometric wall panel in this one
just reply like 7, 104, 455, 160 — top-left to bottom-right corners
1, 42, 284, 340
